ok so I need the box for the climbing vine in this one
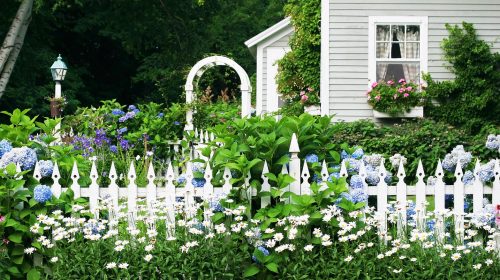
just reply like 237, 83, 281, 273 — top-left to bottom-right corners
276, 0, 320, 115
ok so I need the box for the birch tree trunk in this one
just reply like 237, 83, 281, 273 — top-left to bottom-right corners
0, 0, 33, 99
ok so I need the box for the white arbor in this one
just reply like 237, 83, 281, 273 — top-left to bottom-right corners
184, 55, 252, 131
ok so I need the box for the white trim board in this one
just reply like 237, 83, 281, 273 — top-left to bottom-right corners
320, 0, 330, 116
245, 18, 292, 57
267, 47, 291, 113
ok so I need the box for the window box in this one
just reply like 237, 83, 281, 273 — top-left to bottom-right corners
373, 106, 423, 118
305, 105, 321, 115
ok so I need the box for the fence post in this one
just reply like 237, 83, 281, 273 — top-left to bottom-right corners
289, 133, 301, 199
281, 164, 290, 203
301, 161, 311, 195
454, 163, 465, 243
51, 162, 62, 198
472, 159, 484, 217
127, 161, 138, 214
222, 167, 232, 195
89, 160, 99, 215
108, 162, 120, 215
70, 161, 81, 199
396, 160, 406, 238
493, 159, 500, 207
184, 161, 195, 217
415, 160, 426, 231
33, 161, 41, 182
203, 163, 214, 199
434, 159, 446, 243
320, 160, 328, 191
146, 162, 157, 209
165, 162, 176, 239
377, 159, 388, 237
261, 161, 271, 208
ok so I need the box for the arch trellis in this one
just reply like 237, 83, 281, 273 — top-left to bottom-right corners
184, 56, 252, 131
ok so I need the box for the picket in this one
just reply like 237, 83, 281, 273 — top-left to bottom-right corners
396, 161, 407, 237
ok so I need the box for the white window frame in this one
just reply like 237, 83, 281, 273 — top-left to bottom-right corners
368, 16, 428, 85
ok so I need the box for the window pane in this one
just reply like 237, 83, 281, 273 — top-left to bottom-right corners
391, 25, 405, 41
406, 25, 420, 41
376, 25, 390, 41
376, 62, 420, 82
406, 43, 420, 58
376, 43, 390, 58
391, 43, 404, 58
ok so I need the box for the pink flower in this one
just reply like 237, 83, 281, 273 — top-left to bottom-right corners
301, 95, 309, 102
403, 93, 409, 98
307, 87, 313, 92
387, 80, 395, 86
406, 86, 413, 91
398, 88, 405, 93
366, 89, 372, 95
375, 95, 381, 101
398, 78, 406, 84
371, 82, 378, 88
0, 215, 4, 223
300, 91, 306, 96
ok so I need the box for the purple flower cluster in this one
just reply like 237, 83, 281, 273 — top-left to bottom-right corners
111, 109, 125, 116
71, 135, 94, 157
94, 129, 110, 147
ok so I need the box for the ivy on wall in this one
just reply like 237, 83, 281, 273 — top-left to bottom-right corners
276, 0, 320, 114
424, 22, 500, 132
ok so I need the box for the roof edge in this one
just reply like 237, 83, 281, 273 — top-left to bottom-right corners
244, 17, 292, 49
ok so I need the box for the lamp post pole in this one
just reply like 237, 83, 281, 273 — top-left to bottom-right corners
50, 55, 68, 143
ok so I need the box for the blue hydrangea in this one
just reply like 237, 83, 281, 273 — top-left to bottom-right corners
252, 246, 270, 263
305, 154, 319, 163
110, 145, 118, 153
174, 121, 181, 126
363, 154, 383, 169
327, 172, 340, 182
0, 140, 12, 158
157, 113, 164, 118
177, 175, 186, 185
349, 188, 368, 203
485, 134, 500, 150
351, 148, 364, 160
38, 160, 54, 178
478, 160, 495, 183
117, 127, 128, 135
192, 178, 206, 188
111, 109, 124, 116
462, 170, 474, 186
128, 105, 137, 111
346, 158, 360, 173
0, 147, 37, 171
365, 169, 392, 186
426, 219, 436, 231
118, 111, 136, 123
312, 174, 322, 183
442, 145, 472, 172
407, 201, 416, 220
208, 197, 224, 212
349, 175, 365, 189
340, 150, 349, 160
33, 185, 52, 203
192, 162, 205, 173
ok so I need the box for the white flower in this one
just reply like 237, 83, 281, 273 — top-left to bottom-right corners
24, 247, 36, 255
377, 254, 384, 259
439, 253, 446, 258
451, 253, 461, 261
485, 259, 493, 266
50, 257, 58, 263
265, 239, 276, 248
264, 228, 275, 234
144, 254, 153, 262
367, 242, 374, 247
393, 269, 402, 274
410, 258, 417, 262
144, 244, 154, 252
106, 262, 116, 269
344, 255, 353, 262
118, 263, 129, 269
304, 245, 314, 251
114, 245, 125, 252
273, 233, 284, 242
473, 264, 482, 270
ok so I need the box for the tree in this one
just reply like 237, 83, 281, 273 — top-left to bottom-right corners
0, 0, 33, 99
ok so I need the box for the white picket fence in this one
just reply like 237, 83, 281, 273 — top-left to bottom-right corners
33, 133, 500, 247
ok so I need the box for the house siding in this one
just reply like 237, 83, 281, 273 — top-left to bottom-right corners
328, 0, 500, 121
261, 33, 293, 113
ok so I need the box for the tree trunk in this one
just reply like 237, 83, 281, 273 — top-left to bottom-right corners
0, 0, 33, 98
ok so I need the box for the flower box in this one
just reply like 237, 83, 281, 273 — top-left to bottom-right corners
373, 106, 424, 118
305, 105, 321, 115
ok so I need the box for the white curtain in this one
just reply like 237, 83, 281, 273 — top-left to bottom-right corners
376, 27, 391, 81
397, 27, 420, 81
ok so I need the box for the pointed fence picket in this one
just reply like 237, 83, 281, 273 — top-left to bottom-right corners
28, 133, 500, 251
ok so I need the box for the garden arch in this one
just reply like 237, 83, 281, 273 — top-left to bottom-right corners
184, 55, 252, 131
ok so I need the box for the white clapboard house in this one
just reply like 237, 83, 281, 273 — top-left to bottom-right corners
246, 0, 500, 121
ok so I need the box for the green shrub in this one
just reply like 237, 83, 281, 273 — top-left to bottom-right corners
424, 22, 500, 132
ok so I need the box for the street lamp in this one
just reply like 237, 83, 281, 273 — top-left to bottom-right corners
50, 55, 68, 142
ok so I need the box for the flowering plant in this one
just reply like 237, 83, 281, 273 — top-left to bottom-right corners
367, 79, 425, 115
298, 87, 320, 107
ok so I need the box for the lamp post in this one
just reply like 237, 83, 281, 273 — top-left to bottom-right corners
50, 55, 68, 142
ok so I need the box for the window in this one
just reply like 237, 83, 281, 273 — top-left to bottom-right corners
369, 17, 428, 84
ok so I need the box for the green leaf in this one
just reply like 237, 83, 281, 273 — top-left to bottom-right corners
243, 265, 260, 278
266, 262, 279, 273
27, 268, 41, 280
8, 233, 23, 243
